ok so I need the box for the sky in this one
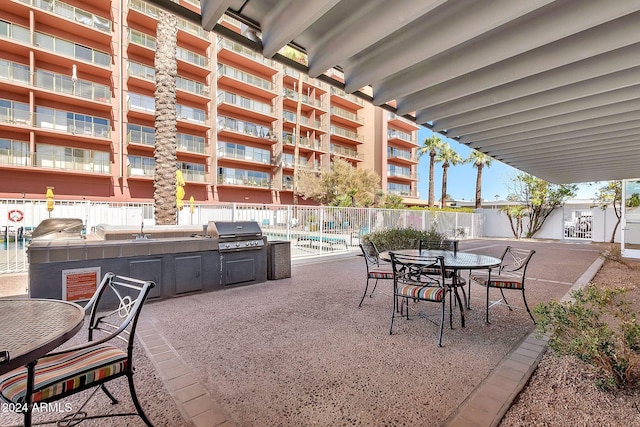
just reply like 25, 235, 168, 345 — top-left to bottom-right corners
415, 127, 600, 203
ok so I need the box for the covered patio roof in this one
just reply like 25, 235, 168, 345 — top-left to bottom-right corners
154, 0, 640, 184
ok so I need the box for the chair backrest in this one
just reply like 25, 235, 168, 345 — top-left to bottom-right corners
360, 241, 381, 268
498, 246, 535, 280
389, 252, 445, 287
419, 239, 458, 253
83, 273, 155, 359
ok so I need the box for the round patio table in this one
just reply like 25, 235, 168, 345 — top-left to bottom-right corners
380, 249, 502, 327
0, 299, 85, 375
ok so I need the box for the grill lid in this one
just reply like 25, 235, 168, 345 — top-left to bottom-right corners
207, 221, 262, 240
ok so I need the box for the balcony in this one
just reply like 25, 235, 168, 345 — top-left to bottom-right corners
217, 63, 275, 99
216, 90, 275, 122
0, 141, 30, 167
330, 125, 363, 144
177, 76, 209, 98
0, 102, 31, 127
282, 111, 323, 132
330, 143, 362, 160
387, 167, 418, 181
35, 107, 111, 139
177, 133, 206, 155
127, 60, 155, 82
34, 31, 111, 69
0, 20, 31, 45
127, 125, 155, 147
217, 37, 276, 76
180, 168, 206, 183
330, 105, 363, 127
217, 142, 272, 166
282, 88, 325, 112
283, 67, 327, 93
176, 46, 209, 73
127, 155, 154, 179
330, 86, 364, 110
387, 128, 416, 146
387, 147, 417, 164
34, 69, 111, 105
217, 170, 271, 189
388, 111, 419, 132
127, 28, 156, 51
0, 60, 30, 85
129, 0, 208, 47
34, 143, 110, 174
217, 115, 274, 143
282, 132, 323, 151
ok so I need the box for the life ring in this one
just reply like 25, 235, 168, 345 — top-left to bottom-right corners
8, 210, 24, 222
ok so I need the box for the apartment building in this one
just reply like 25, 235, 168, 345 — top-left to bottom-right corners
0, 0, 420, 205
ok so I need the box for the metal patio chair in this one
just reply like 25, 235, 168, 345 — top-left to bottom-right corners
389, 252, 458, 347
0, 273, 156, 426
418, 239, 467, 305
358, 241, 394, 306
469, 246, 536, 324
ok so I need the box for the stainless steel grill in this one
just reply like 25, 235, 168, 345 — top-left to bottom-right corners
207, 221, 265, 252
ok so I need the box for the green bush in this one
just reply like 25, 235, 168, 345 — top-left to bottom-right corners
534, 284, 640, 390
362, 227, 446, 252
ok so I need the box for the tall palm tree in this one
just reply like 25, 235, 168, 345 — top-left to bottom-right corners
436, 144, 463, 208
467, 150, 493, 209
153, 10, 178, 225
417, 135, 444, 207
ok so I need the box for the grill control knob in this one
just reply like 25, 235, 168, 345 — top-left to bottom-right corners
225, 243, 230, 248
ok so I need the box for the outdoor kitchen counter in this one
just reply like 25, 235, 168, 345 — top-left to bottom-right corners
27, 236, 217, 264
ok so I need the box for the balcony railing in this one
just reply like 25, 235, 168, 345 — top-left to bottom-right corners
283, 67, 327, 90
330, 106, 364, 124
217, 172, 271, 188
18, 0, 111, 33
130, 0, 207, 38
127, 127, 155, 146
330, 87, 364, 106
387, 187, 411, 196
0, 20, 31, 44
180, 168, 206, 182
330, 143, 361, 159
387, 168, 413, 179
217, 116, 272, 139
282, 132, 323, 150
0, 103, 31, 126
177, 76, 209, 96
0, 142, 30, 167
127, 155, 155, 177
177, 104, 206, 123
217, 64, 274, 91
128, 28, 156, 50
330, 125, 363, 142
387, 129, 413, 143
283, 88, 323, 109
127, 93, 155, 113
34, 32, 111, 67
127, 61, 155, 81
217, 90, 273, 115
35, 108, 110, 138
177, 133, 206, 154
176, 46, 208, 67
35, 144, 110, 173
0, 60, 30, 84
283, 111, 323, 129
35, 69, 111, 103
217, 143, 272, 165
217, 37, 275, 67
387, 148, 414, 161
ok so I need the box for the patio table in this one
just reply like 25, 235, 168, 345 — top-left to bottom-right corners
380, 249, 501, 327
0, 299, 84, 427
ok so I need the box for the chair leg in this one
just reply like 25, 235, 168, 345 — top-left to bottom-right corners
358, 278, 371, 307
101, 384, 119, 404
438, 300, 445, 347
127, 373, 154, 427
522, 291, 536, 324
370, 278, 380, 297
499, 289, 512, 310
485, 285, 491, 324
389, 295, 397, 335
453, 288, 465, 328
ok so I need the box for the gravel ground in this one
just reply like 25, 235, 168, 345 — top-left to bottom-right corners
501, 256, 640, 427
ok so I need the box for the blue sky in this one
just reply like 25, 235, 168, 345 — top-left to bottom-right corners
415, 127, 599, 202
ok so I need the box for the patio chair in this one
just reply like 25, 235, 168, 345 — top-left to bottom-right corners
469, 246, 536, 324
358, 242, 394, 307
389, 252, 459, 347
0, 273, 156, 426
418, 239, 467, 304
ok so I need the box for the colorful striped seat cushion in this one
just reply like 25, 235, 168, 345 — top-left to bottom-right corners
0, 344, 127, 405
369, 268, 394, 279
420, 267, 456, 278
397, 285, 445, 301
470, 274, 523, 289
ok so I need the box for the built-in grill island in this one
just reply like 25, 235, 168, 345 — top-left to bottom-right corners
28, 220, 273, 304
205, 221, 267, 286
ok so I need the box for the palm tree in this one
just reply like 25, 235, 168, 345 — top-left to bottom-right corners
467, 150, 493, 209
153, 10, 178, 225
417, 135, 444, 207
436, 144, 463, 208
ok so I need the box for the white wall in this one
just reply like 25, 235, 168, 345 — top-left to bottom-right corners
480, 205, 621, 242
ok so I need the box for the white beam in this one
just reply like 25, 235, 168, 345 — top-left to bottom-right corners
201, 0, 233, 31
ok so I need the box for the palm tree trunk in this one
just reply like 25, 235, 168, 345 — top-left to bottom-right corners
154, 10, 178, 225
475, 163, 483, 209
429, 152, 436, 207
441, 164, 449, 208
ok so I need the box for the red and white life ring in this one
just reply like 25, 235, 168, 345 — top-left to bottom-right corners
8, 210, 24, 222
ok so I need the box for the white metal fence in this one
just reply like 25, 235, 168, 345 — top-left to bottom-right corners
0, 199, 482, 274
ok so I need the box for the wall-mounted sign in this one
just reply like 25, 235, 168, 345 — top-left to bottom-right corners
62, 267, 100, 302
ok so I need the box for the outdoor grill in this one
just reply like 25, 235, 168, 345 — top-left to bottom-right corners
206, 221, 267, 286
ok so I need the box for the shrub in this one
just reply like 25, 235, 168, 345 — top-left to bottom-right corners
534, 284, 640, 390
362, 227, 446, 252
